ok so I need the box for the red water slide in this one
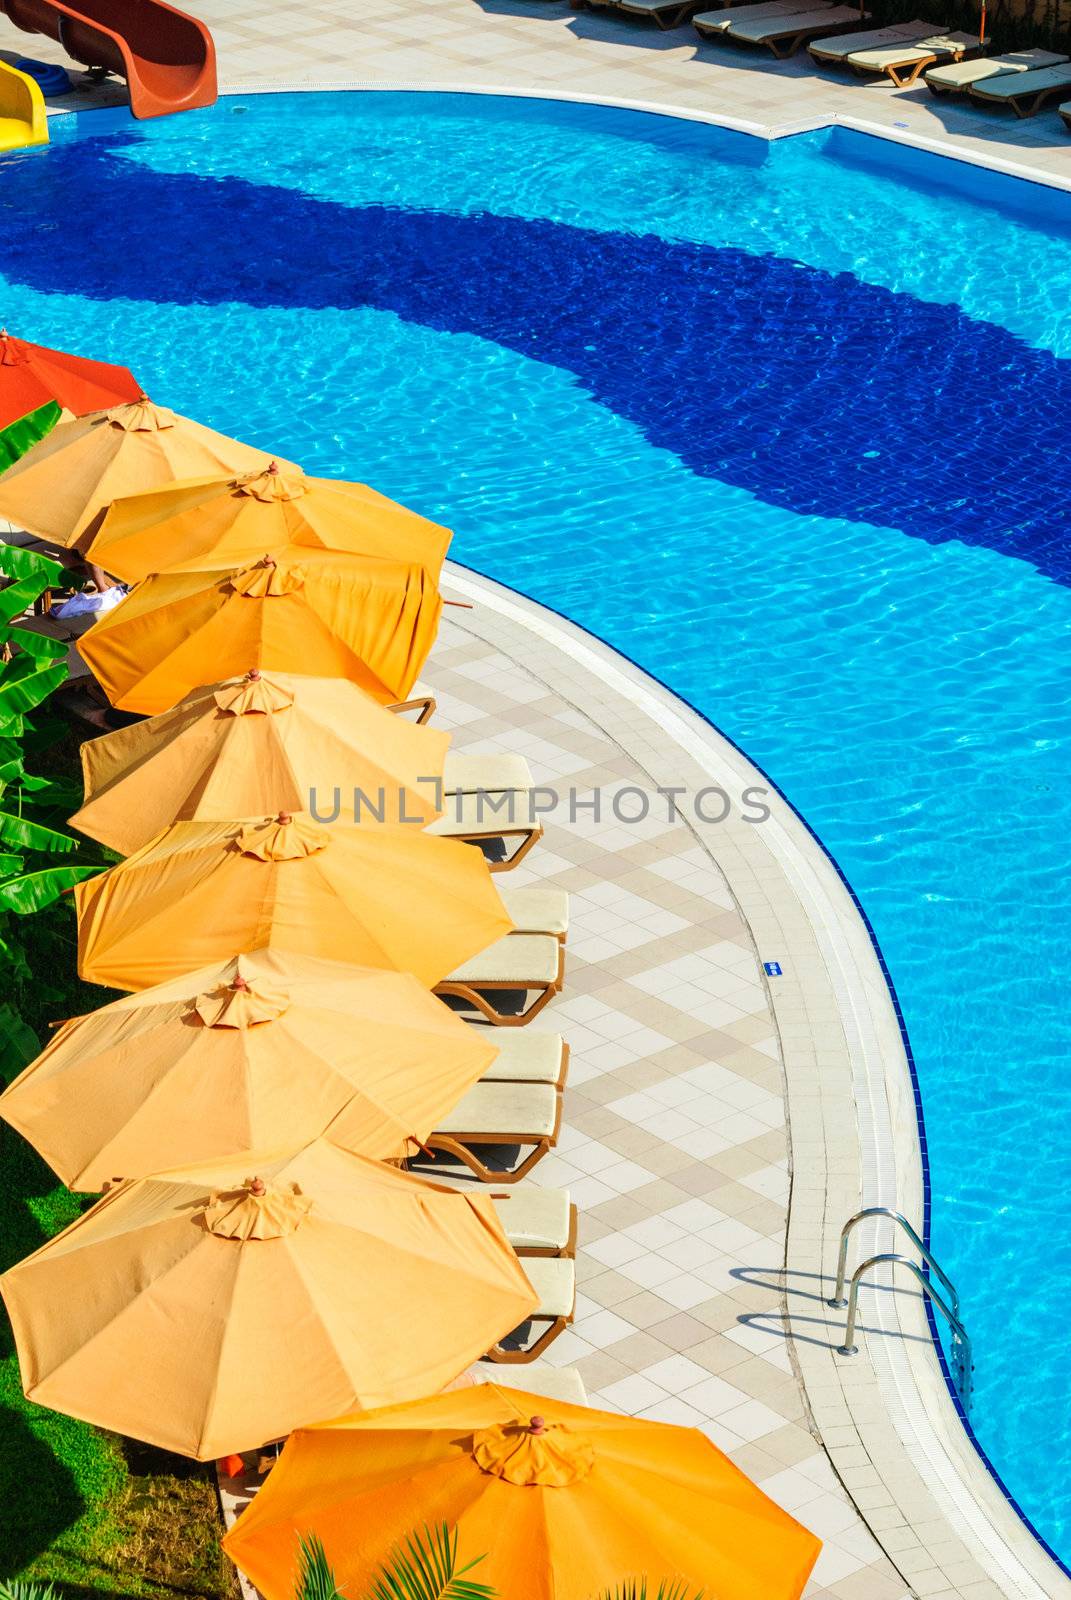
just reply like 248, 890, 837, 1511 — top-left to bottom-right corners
0, 0, 216, 118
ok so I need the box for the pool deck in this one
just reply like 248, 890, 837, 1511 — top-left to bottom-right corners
6, 4, 1069, 1597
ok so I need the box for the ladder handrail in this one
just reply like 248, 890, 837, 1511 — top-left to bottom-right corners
836, 1251, 973, 1410
829, 1206, 960, 1317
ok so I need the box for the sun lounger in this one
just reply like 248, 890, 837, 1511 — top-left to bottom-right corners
429, 793, 544, 872
925, 48, 1067, 93
424, 1080, 562, 1182
694, 0, 826, 37
492, 1187, 577, 1257
485, 1256, 576, 1363
611, 0, 705, 26
968, 60, 1071, 114
437, 932, 565, 1026
845, 30, 978, 83
712, 4, 870, 57
469, 1364, 588, 1405
480, 1031, 570, 1089
442, 753, 533, 795
807, 18, 935, 64
498, 884, 569, 940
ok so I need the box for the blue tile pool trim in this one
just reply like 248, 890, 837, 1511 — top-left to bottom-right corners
453, 556, 1071, 1585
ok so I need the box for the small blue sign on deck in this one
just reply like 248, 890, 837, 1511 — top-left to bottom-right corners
763, 961, 783, 977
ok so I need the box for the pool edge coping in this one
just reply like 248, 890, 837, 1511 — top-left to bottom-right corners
439, 557, 1071, 1600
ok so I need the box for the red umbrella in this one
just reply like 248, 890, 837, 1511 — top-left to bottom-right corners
0, 330, 142, 473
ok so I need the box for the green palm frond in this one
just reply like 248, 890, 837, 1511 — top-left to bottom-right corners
294, 1532, 345, 1600
594, 1582, 704, 1600
0, 1578, 61, 1599
368, 1523, 495, 1600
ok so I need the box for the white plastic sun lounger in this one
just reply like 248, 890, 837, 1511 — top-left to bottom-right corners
437, 932, 565, 1026
713, 4, 869, 56
425, 1080, 563, 1182
479, 1030, 571, 1089
485, 1256, 576, 1363
498, 884, 569, 940
469, 1364, 588, 1405
925, 48, 1067, 93
968, 60, 1071, 114
807, 18, 934, 63
845, 30, 978, 83
492, 1186, 578, 1258
442, 753, 534, 795
694, 0, 826, 36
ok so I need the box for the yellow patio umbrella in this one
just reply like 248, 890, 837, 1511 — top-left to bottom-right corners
76, 550, 442, 713
74, 813, 513, 992
70, 671, 451, 854
222, 1385, 822, 1600
84, 461, 451, 585
0, 951, 497, 1191
0, 1143, 538, 1460
0, 398, 286, 552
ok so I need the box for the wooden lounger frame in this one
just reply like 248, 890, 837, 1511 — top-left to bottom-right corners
424, 1086, 563, 1184
450, 818, 544, 872
850, 41, 974, 85
436, 939, 566, 1027
387, 696, 436, 724
484, 1273, 576, 1364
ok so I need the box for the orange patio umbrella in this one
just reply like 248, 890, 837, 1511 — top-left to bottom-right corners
0, 330, 141, 473
222, 1385, 822, 1600
0, 1143, 538, 1460
76, 550, 442, 713
0, 951, 497, 1191
74, 812, 513, 992
70, 671, 451, 854
0, 399, 285, 551
84, 461, 451, 585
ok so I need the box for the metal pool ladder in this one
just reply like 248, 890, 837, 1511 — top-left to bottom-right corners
829, 1207, 973, 1411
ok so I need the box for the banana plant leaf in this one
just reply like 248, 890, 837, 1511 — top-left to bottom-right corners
8, 625, 69, 662
0, 809, 79, 852
0, 570, 53, 626
0, 1000, 40, 1084
0, 399, 61, 476
0, 660, 69, 728
0, 861, 98, 913
0, 543, 63, 588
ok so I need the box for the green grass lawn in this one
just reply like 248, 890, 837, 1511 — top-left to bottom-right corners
1, 884, 239, 1599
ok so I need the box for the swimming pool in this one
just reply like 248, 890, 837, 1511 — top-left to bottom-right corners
2, 90, 1069, 1557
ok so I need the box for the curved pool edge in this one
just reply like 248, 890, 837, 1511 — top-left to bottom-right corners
439, 557, 1071, 1600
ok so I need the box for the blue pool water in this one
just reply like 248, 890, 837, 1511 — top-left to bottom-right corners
3, 92, 1070, 1553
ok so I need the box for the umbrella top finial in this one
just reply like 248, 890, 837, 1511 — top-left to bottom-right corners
246, 668, 261, 680
529, 1416, 547, 1435
249, 1177, 266, 1196
231, 975, 250, 992
276, 812, 292, 825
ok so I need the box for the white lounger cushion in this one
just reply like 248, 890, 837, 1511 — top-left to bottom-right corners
493, 1187, 573, 1252
498, 884, 569, 936
521, 1256, 577, 1320
436, 1080, 560, 1138
696, 0, 824, 29
926, 48, 1066, 86
847, 31, 976, 66
970, 62, 1071, 98
447, 932, 560, 986
442, 752, 533, 796
428, 792, 539, 837
809, 18, 933, 56
472, 1365, 588, 1405
481, 1031, 566, 1083
728, 3, 860, 37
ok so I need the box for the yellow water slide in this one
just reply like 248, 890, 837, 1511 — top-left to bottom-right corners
0, 59, 48, 151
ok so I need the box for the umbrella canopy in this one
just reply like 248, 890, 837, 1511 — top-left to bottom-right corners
84, 462, 452, 585
74, 813, 513, 992
222, 1385, 822, 1600
0, 331, 137, 476
0, 1143, 538, 1460
70, 671, 451, 853
76, 551, 442, 713
0, 399, 285, 551
0, 950, 497, 1191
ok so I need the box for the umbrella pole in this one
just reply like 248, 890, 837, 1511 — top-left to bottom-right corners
978, 0, 986, 43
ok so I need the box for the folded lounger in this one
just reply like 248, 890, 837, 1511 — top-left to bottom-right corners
479, 1030, 571, 1089
437, 932, 565, 1026
712, 4, 870, 57
498, 883, 569, 940
485, 1255, 576, 1363
968, 60, 1071, 114
492, 1186, 578, 1258
425, 1079, 563, 1182
925, 48, 1067, 94
807, 18, 936, 64
469, 1364, 588, 1405
694, 0, 828, 37
610, 0, 706, 25
845, 30, 978, 84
